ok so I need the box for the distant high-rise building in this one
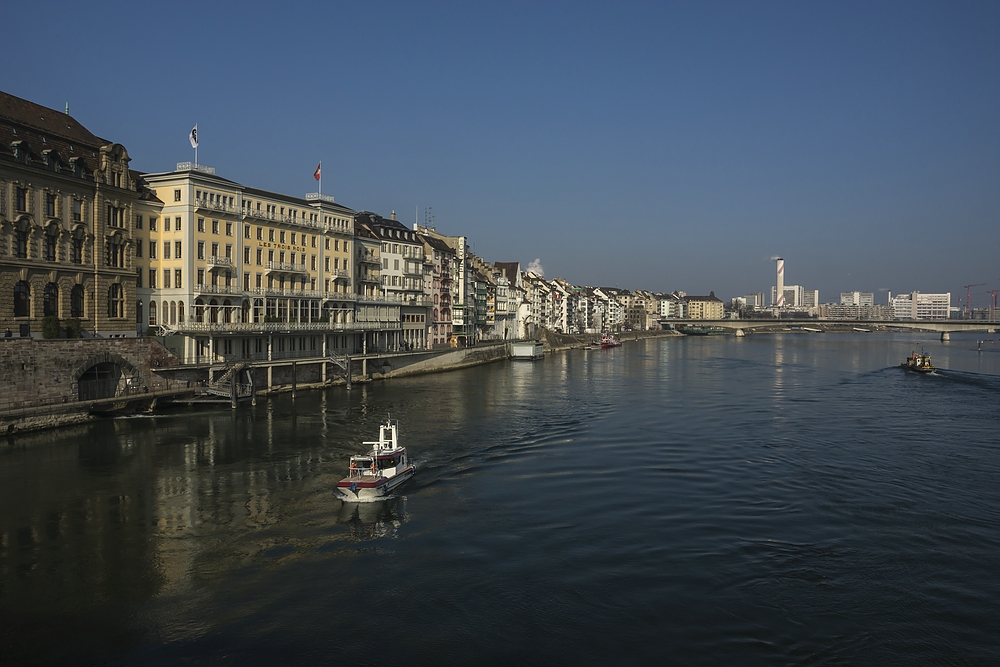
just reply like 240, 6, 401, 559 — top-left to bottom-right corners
802, 289, 819, 308
890, 292, 951, 320
840, 291, 874, 307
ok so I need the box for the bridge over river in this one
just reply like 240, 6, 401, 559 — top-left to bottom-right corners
662, 319, 998, 335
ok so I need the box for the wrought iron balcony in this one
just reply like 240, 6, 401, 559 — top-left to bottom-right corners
265, 261, 308, 273
207, 255, 234, 268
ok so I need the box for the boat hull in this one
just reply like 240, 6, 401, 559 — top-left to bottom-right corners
336, 465, 415, 502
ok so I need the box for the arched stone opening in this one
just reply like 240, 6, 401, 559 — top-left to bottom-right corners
74, 353, 140, 401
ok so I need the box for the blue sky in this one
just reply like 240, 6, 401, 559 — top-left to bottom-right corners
4, 1, 998, 306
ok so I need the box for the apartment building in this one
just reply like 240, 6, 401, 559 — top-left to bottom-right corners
419, 233, 456, 347
684, 292, 724, 320
354, 212, 430, 349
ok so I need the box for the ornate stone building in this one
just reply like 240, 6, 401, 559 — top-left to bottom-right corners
0, 90, 139, 337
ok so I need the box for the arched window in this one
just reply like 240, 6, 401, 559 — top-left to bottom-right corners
178, 301, 185, 323
107, 283, 124, 318
71, 285, 85, 318
222, 299, 232, 323
195, 298, 204, 323
14, 281, 30, 317
209, 299, 218, 323
43, 283, 58, 317
149, 300, 157, 326
170, 301, 176, 325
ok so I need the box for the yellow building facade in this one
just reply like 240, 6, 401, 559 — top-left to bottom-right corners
137, 163, 398, 363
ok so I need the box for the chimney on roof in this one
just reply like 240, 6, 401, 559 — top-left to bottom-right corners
391, 210, 396, 220
65, 103, 69, 115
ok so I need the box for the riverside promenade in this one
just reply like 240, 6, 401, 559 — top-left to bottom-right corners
0, 338, 512, 439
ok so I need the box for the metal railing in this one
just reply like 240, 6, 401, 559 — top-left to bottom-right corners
196, 283, 242, 295
266, 260, 308, 273
207, 255, 234, 267
168, 320, 400, 333
194, 197, 239, 214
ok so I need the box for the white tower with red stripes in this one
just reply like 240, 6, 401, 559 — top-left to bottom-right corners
775, 258, 785, 307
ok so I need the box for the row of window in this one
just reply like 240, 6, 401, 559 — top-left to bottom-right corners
9, 188, 86, 222
137, 269, 183, 289
381, 242, 423, 259
136, 240, 183, 260
12, 281, 123, 319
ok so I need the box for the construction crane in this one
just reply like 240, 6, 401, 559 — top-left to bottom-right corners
988, 289, 999, 323
964, 284, 986, 318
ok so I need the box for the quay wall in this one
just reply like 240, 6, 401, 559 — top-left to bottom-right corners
541, 328, 683, 352
0, 338, 180, 438
375, 343, 509, 379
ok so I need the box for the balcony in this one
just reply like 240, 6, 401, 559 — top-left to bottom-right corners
207, 255, 234, 268
244, 207, 326, 230
265, 260, 308, 273
172, 320, 399, 334
359, 254, 380, 265
196, 283, 243, 296
194, 197, 239, 215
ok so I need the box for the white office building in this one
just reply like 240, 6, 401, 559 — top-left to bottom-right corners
890, 292, 951, 320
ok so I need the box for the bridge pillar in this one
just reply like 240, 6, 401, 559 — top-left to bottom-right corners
941, 332, 950, 341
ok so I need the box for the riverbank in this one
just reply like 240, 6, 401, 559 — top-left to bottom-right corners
540, 328, 683, 352
1, 340, 513, 440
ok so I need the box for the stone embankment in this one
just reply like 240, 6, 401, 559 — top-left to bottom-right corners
0, 337, 182, 438
540, 328, 683, 352
2, 330, 682, 440
0, 339, 512, 440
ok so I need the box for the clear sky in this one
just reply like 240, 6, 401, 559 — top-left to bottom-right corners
4, 1, 998, 306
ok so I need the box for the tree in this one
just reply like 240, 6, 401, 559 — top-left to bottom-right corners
41, 316, 61, 339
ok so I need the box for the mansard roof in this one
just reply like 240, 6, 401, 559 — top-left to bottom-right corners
356, 211, 420, 243
0, 89, 108, 175
420, 234, 454, 254
684, 291, 722, 302
493, 262, 520, 284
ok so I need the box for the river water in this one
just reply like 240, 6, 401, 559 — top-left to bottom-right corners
1, 332, 999, 665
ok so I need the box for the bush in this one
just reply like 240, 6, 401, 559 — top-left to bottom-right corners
41, 316, 61, 339
64, 318, 82, 338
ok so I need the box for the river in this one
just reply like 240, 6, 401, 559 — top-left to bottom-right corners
1, 332, 999, 665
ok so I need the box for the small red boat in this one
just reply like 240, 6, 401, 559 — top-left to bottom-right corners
600, 333, 622, 348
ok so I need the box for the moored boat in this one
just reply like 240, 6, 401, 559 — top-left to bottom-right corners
336, 417, 415, 502
600, 333, 622, 348
901, 351, 934, 373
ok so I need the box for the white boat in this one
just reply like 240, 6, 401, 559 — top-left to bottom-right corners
336, 417, 415, 502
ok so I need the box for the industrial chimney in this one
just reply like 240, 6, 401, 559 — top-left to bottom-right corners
775, 258, 785, 307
